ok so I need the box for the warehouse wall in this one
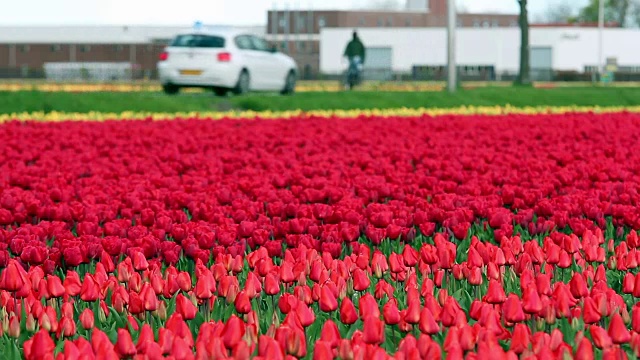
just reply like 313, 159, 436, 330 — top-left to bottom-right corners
320, 27, 640, 75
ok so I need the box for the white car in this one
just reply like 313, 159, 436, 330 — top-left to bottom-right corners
157, 27, 298, 96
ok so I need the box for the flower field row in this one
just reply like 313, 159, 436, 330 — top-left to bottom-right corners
0, 82, 488, 93
3, 105, 640, 124
1, 111, 640, 359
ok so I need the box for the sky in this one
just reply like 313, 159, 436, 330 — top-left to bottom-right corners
1, 0, 589, 26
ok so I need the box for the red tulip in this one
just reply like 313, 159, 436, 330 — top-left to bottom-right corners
136, 323, 156, 354
382, 299, 401, 325
264, 273, 281, 295
484, 279, 506, 304
58, 316, 76, 338
340, 298, 358, 325
0, 260, 27, 292
320, 320, 341, 349
362, 316, 384, 345
575, 336, 594, 360
608, 312, 631, 344
569, 273, 589, 299
319, 284, 338, 312
418, 307, 439, 335
582, 297, 602, 324
29, 329, 56, 359
372, 251, 389, 278
295, 302, 316, 327
131, 251, 149, 271
115, 328, 136, 357
176, 293, 197, 320
358, 293, 380, 320
458, 324, 476, 351
46, 275, 66, 298
79, 273, 100, 302
172, 336, 195, 360
234, 290, 252, 314
590, 325, 613, 350
502, 294, 525, 323
141, 283, 158, 311
222, 315, 245, 349
314, 341, 334, 360
510, 323, 530, 354
352, 268, 370, 292
176, 271, 192, 292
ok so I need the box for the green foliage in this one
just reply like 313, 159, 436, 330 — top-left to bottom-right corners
5, 87, 640, 115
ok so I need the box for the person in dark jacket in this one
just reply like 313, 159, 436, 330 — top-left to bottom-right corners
343, 31, 366, 64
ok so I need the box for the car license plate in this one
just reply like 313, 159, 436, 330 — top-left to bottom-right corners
180, 70, 202, 75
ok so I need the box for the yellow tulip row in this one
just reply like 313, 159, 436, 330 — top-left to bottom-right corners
1, 105, 640, 123
0, 82, 494, 93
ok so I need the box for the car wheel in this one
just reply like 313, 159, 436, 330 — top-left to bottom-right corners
212, 87, 228, 97
232, 70, 250, 95
281, 71, 296, 95
162, 84, 180, 95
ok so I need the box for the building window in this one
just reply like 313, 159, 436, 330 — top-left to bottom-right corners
80, 45, 91, 53
20, 45, 30, 53
482, 21, 490, 28
318, 16, 326, 28
473, 20, 480, 27
281, 41, 288, 51
279, 17, 288, 29
359, 17, 366, 26
492, 20, 499, 27
113, 45, 124, 52
50, 45, 62, 52
296, 41, 306, 52
296, 14, 306, 31
405, 18, 412, 26
377, 17, 384, 26
457, 19, 462, 27
510, 20, 518, 27
387, 17, 393, 26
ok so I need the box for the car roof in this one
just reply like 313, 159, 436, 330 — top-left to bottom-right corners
176, 26, 250, 39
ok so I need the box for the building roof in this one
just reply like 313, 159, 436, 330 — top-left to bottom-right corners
0, 25, 265, 44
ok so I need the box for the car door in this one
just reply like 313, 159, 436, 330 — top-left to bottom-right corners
249, 36, 285, 90
234, 35, 265, 90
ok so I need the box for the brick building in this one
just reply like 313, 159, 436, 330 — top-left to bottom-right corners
0, 0, 519, 80
266, 0, 519, 78
0, 25, 263, 79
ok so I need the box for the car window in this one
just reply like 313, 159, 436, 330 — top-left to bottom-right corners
170, 34, 225, 48
234, 35, 254, 50
250, 36, 271, 52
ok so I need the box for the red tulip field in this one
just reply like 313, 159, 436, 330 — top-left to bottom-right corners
2, 110, 640, 359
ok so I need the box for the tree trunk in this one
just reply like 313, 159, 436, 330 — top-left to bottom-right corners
516, 0, 531, 85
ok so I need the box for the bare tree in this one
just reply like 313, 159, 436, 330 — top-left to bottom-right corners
577, 0, 632, 27
539, 2, 578, 23
516, 0, 531, 85
630, 1, 640, 26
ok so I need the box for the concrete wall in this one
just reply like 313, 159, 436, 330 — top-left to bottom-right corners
320, 27, 640, 74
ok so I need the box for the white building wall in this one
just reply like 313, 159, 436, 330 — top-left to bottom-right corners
320, 27, 640, 74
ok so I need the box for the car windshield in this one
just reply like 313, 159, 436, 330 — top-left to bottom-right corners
170, 34, 225, 48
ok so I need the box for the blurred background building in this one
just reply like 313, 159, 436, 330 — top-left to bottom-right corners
0, 0, 638, 82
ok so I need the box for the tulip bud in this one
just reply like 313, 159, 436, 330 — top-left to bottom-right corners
40, 313, 52, 332
156, 300, 168, 321
98, 305, 107, 323
1, 313, 8, 334
623, 307, 632, 325
8, 316, 20, 338
26, 314, 36, 332
226, 284, 239, 305
79, 309, 94, 330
